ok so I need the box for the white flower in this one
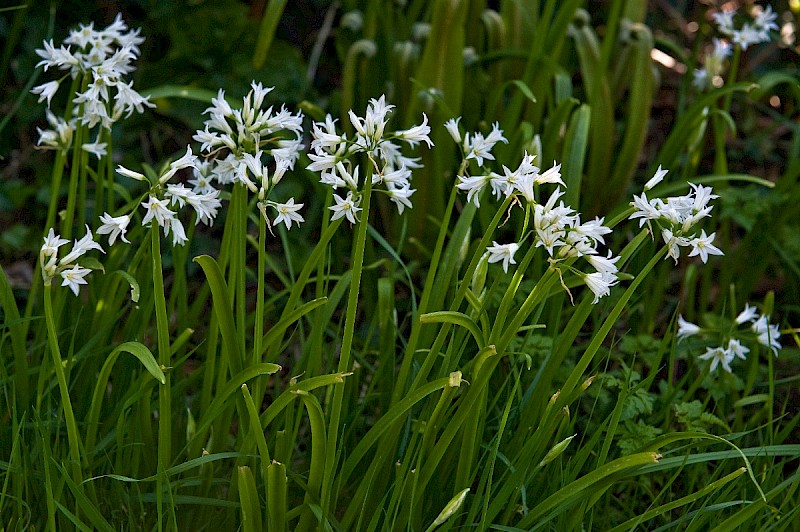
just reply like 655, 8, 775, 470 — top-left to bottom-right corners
486, 241, 519, 273
97, 212, 131, 245
752, 315, 781, 356
395, 113, 433, 148
82, 140, 108, 159
586, 251, 620, 275
583, 271, 618, 304
644, 165, 668, 190
31, 80, 60, 107
688, 230, 724, 263
727, 338, 750, 361
272, 198, 305, 230
60, 265, 92, 296
116, 164, 147, 181
60, 225, 104, 265
699, 346, 734, 373
166, 217, 188, 246
444, 117, 462, 144
387, 185, 415, 215
329, 191, 362, 224
662, 228, 690, 264
41, 228, 70, 258
464, 122, 507, 166
735, 303, 759, 324
141, 196, 176, 228
677, 315, 701, 340
456, 174, 490, 207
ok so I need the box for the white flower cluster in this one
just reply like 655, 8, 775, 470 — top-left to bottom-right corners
692, 4, 778, 91
40, 227, 104, 295
450, 119, 619, 303
713, 3, 778, 51
306, 95, 433, 222
678, 303, 782, 373
629, 168, 723, 264
693, 38, 731, 91
32, 14, 154, 138
112, 147, 222, 246
193, 82, 305, 230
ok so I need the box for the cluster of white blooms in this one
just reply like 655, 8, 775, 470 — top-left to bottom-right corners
40, 227, 104, 295
193, 82, 305, 230
693, 4, 778, 91
629, 167, 723, 264
679, 303, 782, 373
713, 3, 778, 51
693, 38, 731, 91
450, 119, 619, 303
112, 147, 222, 246
32, 14, 154, 142
306, 95, 433, 222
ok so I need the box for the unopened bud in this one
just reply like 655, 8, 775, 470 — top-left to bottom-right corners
539, 433, 577, 467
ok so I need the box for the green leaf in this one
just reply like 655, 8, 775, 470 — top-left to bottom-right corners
113, 270, 141, 302
420, 311, 486, 348
194, 254, 244, 376
238, 466, 263, 532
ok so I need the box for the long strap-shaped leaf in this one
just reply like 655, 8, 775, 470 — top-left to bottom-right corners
194, 255, 244, 377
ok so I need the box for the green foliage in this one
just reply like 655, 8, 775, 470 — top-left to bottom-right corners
2, 0, 800, 530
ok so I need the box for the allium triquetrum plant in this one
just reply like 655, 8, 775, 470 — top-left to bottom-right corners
1, 4, 799, 531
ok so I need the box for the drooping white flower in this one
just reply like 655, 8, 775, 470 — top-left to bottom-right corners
586, 251, 620, 275
486, 241, 519, 273
752, 315, 781, 356
583, 271, 618, 304
395, 113, 433, 148
677, 315, 701, 340
31, 80, 60, 107
735, 303, 759, 324
97, 212, 131, 245
60, 225, 105, 265
82, 140, 108, 159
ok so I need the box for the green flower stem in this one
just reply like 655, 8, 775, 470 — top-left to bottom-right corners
151, 223, 173, 508
713, 45, 742, 175
557, 245, 668, 407
230, 185, 248, 366
61, 121, 85, 239
320, 171, 374, 518
43, 283, 83, 482
392, 173, 462, 404
254, 212, 266, 366
105, 131, 115, 214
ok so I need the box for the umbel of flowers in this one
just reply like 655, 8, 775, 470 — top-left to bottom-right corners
193, 82, 306, 229
679, 303, 783, 374
693, 2, 778, 91
449, 119, 620, 304
32, 14, 154, 154
112, 147, 222, 247
306, 95, 432, 221
39, 227, 104, 295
